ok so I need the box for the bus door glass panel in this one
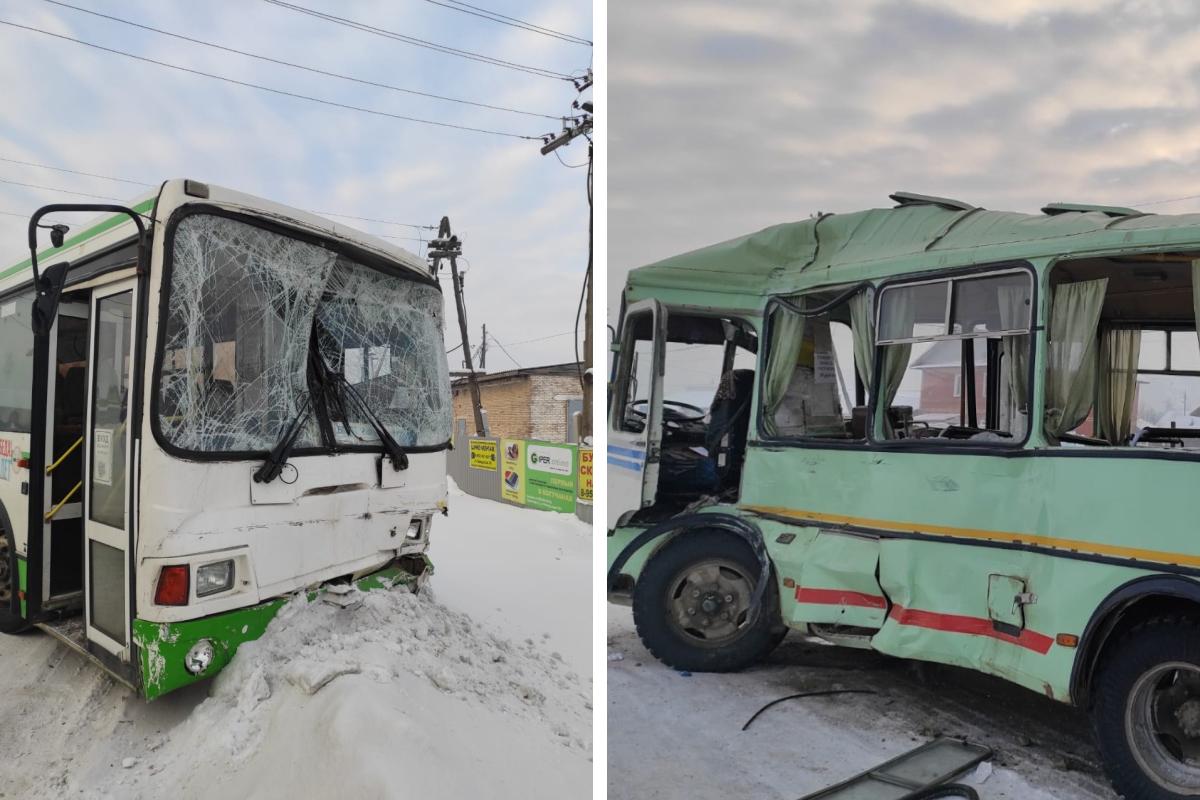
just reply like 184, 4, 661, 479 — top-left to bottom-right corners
42, 302, 88, 601
84, 282, 134, 657
608, 299, 664, 528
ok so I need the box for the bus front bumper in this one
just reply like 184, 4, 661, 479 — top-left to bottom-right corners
131, 554, 432, 700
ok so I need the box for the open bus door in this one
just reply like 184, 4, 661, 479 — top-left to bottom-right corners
81, 279, 137, 664
38, 300, 88, 609
607, 298, 665, 529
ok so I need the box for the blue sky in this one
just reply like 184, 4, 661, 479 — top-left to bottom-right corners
0, 0, 592, 369
608, 0, 1200, 319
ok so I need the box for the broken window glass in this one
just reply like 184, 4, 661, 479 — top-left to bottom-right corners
316, 257, 451, 448
158, 213, 450, 454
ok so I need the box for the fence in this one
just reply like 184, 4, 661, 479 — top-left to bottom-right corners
448, 424, 592, 523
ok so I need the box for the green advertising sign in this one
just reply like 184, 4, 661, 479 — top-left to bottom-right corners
525, 441, 577, 513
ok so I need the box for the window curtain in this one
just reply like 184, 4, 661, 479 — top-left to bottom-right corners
762, 300, 806, 436
1044, 278, 1108, 439
1096, 328, 1141, 444
1193, 260, 1200, 356
875, 290, 913, 434
848, 290, 875, 392
997, 286, 1030, 413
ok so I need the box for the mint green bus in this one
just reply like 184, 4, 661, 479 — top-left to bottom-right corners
606, 192, 1200, 800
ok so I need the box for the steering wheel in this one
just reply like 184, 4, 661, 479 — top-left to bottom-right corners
628, 399, 707, 429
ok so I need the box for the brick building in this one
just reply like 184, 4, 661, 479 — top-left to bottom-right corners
451, 362, 584, 442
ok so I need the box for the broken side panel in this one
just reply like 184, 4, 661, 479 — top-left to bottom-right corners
793, 531, 887, 629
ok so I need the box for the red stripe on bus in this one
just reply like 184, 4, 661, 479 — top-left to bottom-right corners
794, 587, 888, 609
889, 605, 1054, 655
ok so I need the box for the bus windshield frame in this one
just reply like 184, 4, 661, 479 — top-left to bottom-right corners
150, 204, 451, 462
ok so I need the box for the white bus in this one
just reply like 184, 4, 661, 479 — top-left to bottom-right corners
0, 180, 451, 698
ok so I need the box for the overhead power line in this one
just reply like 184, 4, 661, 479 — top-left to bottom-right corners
0, 177, 123, 202
0, 155, 152, 187
487, 332, 522, 368
503, 330, 574, 346
0, 19, 538, 140
1137, 193, 1200, 208
313, 211, 435, 230
261, 0, 575, 81
421, 0, 592, 46
42, 0, 559, 121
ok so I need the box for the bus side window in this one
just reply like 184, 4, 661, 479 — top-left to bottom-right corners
0, 290, 36, 434
762, 288, 866, 441
875, 271, 1032, 443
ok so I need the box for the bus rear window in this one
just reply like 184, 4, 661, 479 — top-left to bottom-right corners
157, 213, 450, 455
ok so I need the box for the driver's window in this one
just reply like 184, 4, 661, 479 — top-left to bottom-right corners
613, 311, 654, 433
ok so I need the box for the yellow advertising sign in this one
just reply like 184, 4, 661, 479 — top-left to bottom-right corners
500, 438, 525, 504
577, 448, 593, 503
469, 439, 497, 471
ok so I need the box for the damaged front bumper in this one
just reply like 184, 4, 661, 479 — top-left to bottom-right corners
132, 554, 432, 700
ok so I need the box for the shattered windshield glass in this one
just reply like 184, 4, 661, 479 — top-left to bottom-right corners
158, 213, 450, 454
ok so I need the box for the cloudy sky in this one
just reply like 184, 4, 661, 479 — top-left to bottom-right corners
0, 0, 591, 369
609, 0, 1200, 319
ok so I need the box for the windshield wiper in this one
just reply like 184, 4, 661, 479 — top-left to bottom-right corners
253, 394, 313, 483
335, 374, 410, 472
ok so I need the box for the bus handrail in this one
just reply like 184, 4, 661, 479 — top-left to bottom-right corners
44, 481, 81, 522
45, 436, 83, 475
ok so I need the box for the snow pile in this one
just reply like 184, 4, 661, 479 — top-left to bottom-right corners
98, 586, 591, 799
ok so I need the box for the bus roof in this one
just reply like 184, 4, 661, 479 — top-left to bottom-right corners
625, 193, 1200, 304
0, 180, 430, 296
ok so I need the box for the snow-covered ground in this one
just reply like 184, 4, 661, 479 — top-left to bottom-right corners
0, 481, 591, 799
608, 607, 1116, 800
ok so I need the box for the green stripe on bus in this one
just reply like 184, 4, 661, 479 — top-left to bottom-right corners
16, 557, 26, 619
0, 197, 156, 282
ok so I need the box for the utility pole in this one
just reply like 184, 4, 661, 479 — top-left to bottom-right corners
429, 217, 485, 436
480, 323, 487, 371
540, 69, 593, 444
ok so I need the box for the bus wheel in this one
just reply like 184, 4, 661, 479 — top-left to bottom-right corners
0, 530, 28, 634
1093, 619, 1200, 799
631, 529, 783, 672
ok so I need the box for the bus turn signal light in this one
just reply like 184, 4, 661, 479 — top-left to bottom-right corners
154, 565, 190, 606
1056, 633, 1079, 648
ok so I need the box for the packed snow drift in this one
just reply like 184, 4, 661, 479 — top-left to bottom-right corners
0, 483, 591, 799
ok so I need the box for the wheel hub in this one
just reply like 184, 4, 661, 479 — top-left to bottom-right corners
667, 559, 752, 646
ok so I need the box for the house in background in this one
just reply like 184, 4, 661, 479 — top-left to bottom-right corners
910, 339, 987, 423
451, 362, 584, 442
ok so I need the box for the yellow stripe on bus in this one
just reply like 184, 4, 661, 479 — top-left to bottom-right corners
740, 504, 1200, 569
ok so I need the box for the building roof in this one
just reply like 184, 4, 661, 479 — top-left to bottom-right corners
625, 192, 1200, 303
451, 361, 581, 387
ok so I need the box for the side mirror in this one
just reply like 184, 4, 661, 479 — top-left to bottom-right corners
31, 261, 70, 337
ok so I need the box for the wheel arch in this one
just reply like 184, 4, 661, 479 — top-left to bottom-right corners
608, 513, 773, 619
0, 498, 20, 618
1072, 574, 1200, 708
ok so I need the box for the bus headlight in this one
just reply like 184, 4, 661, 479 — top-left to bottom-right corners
185, 639, 215, 674
195, 560, 234, 597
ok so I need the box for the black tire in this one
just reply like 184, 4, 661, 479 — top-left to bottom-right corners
1093, 618, 1200, 800
632, 529, 784, 672
0, 526, 28, 634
